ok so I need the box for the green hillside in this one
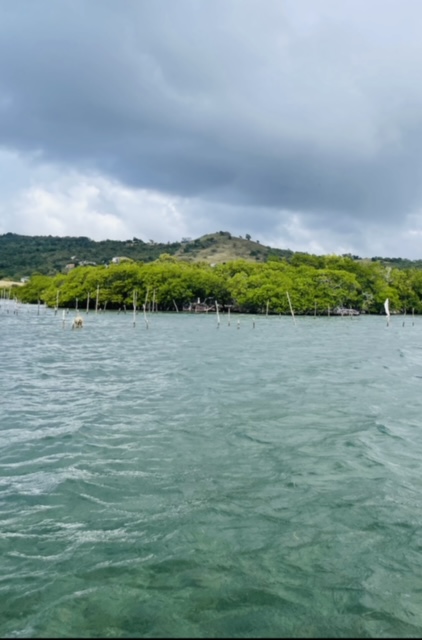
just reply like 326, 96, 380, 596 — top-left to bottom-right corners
0, 231, 292, 279
0, 230, 421, 280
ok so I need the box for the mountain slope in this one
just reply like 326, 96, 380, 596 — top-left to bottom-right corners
0, 231, 292, 279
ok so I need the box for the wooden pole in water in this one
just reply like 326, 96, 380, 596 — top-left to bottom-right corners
286, 291, 296, 325
37, 299, 40, 316
266, 300, 269, 317
227, 305, 231, 326
62, 309, 66, 329
143, 303, 149, 329
314, 300, 317, 319
215, 300, 220, 328
95, 285, 99, 313
173, 299, 179, 313
133, 289, 137, 327
412, 307, 415, 326
86, 292, 90, 314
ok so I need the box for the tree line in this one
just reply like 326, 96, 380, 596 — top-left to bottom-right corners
13, 253, 422, 315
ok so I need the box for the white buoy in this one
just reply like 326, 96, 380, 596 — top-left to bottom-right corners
71, 315, 84, 329
384, 298, 390, 327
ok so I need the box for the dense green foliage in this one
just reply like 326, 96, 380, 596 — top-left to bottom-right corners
0, 233, 182, 279
14, 253, 422, 315
3, 231, 421, 283
0, 231, 296, 279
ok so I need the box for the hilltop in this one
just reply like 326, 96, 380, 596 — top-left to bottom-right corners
173, 231, 293, 264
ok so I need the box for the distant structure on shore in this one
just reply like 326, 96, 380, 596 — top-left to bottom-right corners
332, 307, 360, 316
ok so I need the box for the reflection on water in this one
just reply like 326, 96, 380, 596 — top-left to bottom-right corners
1, 307, 422, 637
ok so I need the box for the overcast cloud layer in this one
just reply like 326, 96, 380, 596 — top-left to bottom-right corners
1, 0, 422, 257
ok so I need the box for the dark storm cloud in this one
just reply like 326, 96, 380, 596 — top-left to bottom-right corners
1, 0, 422, 238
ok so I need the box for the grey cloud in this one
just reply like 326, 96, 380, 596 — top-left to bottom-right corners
1, 0, 422, 250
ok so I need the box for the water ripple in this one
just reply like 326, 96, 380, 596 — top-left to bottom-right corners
2, 310, 422, 636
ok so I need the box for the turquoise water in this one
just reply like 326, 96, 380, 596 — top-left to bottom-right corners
1, 307, 422, 637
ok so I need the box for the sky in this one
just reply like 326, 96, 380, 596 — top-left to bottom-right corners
1, 0, 422, 258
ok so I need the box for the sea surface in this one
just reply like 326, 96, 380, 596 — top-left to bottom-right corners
1, 306, 422, 638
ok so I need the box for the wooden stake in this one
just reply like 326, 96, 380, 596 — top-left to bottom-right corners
286, 291, 296, 325
215, 299, 220, 328
143, 303, 149, 329
133, 289, 137, 327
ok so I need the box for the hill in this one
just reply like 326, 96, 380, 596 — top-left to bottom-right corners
0, 231, 293, 279
0, 230, 421, 280
173, 231, 293, 264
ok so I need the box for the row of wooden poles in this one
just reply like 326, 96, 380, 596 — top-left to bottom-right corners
3, 287, 414, 328
56, 287, 298, 329
0, 288, 18, 314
